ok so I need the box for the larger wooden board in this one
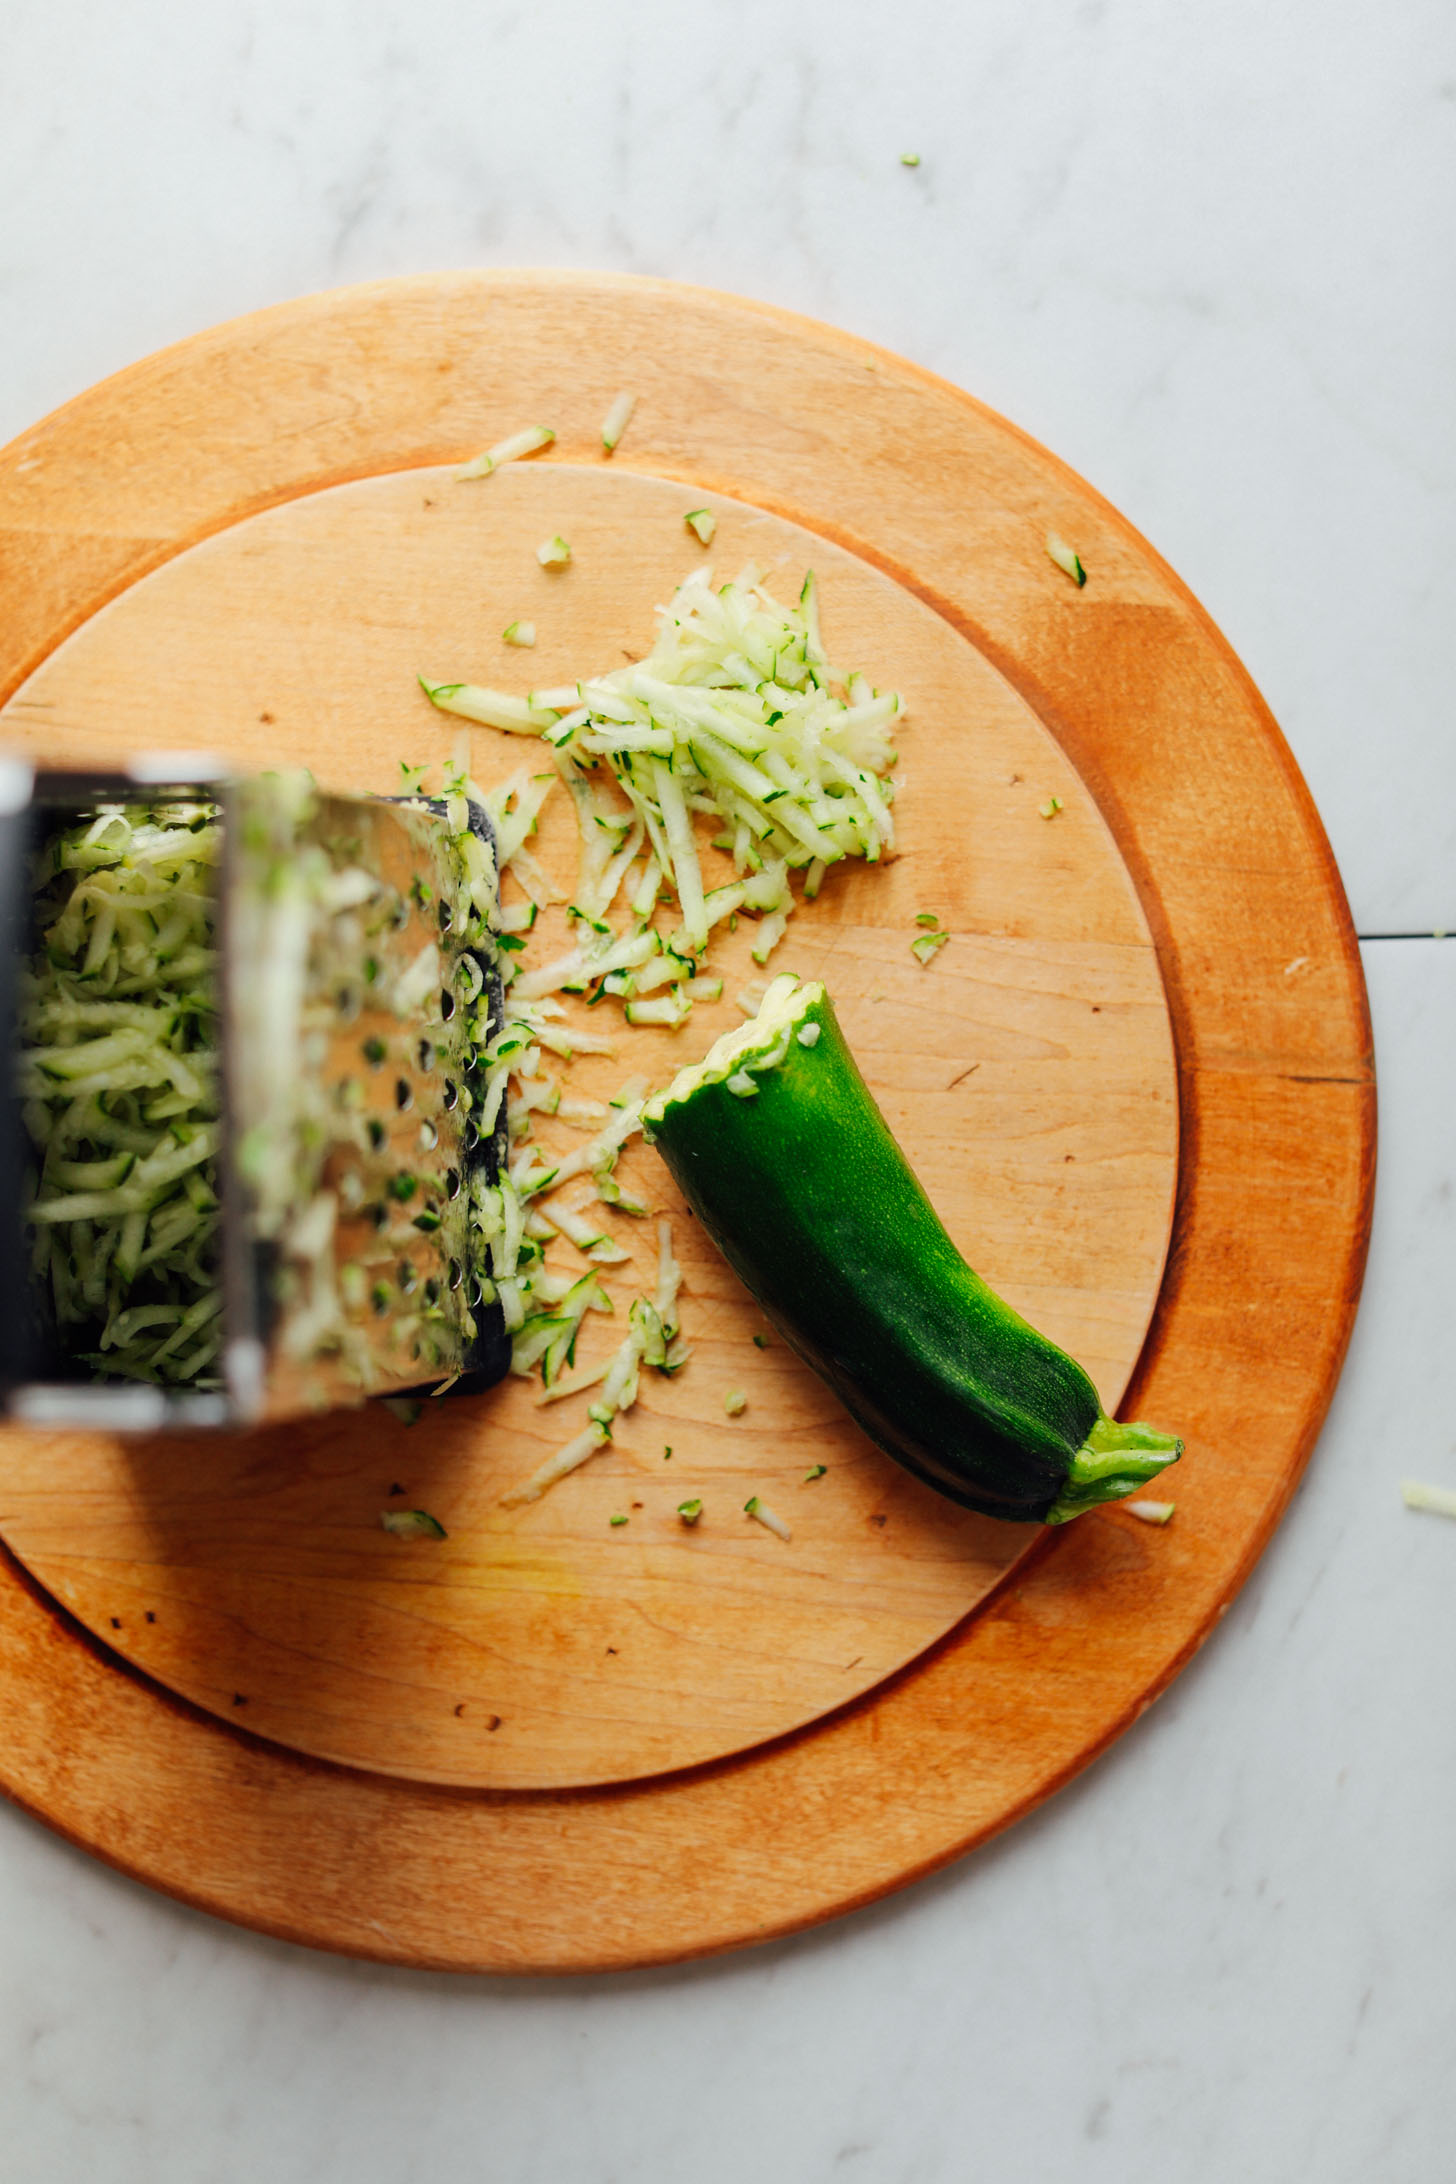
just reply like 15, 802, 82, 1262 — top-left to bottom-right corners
0, 463, 1178, 1788
0, 274, 1373, 1966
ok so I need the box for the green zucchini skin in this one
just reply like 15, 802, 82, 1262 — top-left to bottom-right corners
646, 987, 1179, 1524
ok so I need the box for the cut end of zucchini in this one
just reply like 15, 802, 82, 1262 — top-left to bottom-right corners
1043, 1417, 1183, 1524
644, 976, 819, 1126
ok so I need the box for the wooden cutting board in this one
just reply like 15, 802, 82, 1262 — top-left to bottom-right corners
0, 462, 1177, 1788
0, 273, 1373, 1964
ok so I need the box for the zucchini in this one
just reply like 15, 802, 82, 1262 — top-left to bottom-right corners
643, 977, 1181, 1524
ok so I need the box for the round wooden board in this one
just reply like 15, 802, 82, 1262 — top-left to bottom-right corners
0, 273, 1373, 1969
0, 462, 1178, 1789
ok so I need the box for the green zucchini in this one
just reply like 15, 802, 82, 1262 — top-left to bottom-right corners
643, 977, 1181, 1524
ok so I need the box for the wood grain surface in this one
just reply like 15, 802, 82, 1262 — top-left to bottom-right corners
0, 273, 1374, 1966
0, 463, 1178, 1788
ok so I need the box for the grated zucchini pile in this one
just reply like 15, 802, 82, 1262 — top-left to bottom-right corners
422, 563, 902, 1013
417, 562, 905, 1501
19, 803, 224, 1387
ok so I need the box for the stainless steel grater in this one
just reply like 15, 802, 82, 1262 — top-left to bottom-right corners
0, 757, 510, 1431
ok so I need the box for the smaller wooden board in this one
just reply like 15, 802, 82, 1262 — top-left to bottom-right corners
0, 464, 1177, 1788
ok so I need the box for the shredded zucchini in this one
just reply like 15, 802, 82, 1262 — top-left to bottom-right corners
20, 803, 223, 1387
1402, 1480, 1456, 1519
380, 1508, 448, 1540
457, 425, 555, 482
1045, 533, 1086, 587
500, 1418, 610, 1505
422, 565, 904, 996
497, 1214, 685, 1502
600, 391, 636, 454
744, 1495, 791, 1542
414, 565, 905, 1486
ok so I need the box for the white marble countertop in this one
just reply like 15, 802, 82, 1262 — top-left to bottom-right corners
2, 4, 1453, 2178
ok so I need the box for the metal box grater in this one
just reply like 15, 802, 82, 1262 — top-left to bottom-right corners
0, 757, 511, 1431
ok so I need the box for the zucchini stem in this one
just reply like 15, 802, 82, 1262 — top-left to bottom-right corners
1045, 1416, 1184, 1524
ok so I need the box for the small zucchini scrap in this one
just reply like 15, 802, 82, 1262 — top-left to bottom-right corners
912, 912, 947, 965
677, 1497, 704, 1526
643, 976, 1182, 1524
419, 676, 561, 735
1124, 1499, 1176, 1526
1402, 1480, 1456, 1519
744, 1496, 792, 1542
500, 1419, 610, 1507
911, 910, 950, 967
380, 1509, 448, 1541
457, 424, 555, 481
601, 390, 636, 454
1045, 531, 1086, 586
684, 509, 718, 547
503, 621, 537, 648
536, 536, 572, 569
1039, 796, 1064, 821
